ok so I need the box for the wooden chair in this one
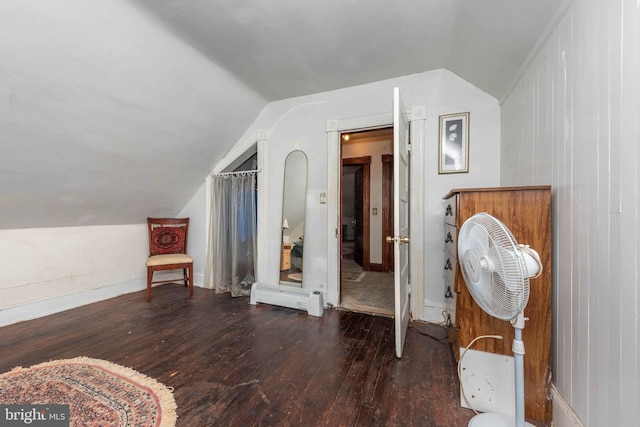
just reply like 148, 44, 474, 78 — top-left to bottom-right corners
145, 217, 194, 302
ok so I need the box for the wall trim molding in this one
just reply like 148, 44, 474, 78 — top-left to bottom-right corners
0, 279, 143, 327
326, 113, 393, 133
326, 113, 393, 306
325, 100, 426, 319
0, 275, 207, 328
552, 384, 584, 427
422, 297, 447, 325
206, 131, 268, 285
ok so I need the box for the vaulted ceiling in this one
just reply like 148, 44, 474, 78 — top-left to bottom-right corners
129, 0, 564, 101
1, 0, 565, 230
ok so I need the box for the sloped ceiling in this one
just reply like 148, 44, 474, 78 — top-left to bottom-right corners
128, 0, 564, 100
0, 0, 564, 230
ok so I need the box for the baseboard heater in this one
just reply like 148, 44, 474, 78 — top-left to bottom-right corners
250, 283, 323, 317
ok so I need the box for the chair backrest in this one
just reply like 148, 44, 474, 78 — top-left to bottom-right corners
147, 217, 190, 256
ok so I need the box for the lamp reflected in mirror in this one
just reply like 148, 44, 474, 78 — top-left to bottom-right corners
280, 150, 307, 288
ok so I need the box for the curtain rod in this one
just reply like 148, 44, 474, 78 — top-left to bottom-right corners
213, 169, 261, 177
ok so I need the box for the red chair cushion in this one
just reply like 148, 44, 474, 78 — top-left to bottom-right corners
150, 226, 187, 256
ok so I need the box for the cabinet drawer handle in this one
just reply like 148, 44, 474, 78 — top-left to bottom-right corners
445, 232, 453, 243
444, 258, 453, 270
445, 286, 453, 299
445, 204, 453, 216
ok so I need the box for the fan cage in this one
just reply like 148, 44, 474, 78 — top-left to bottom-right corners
458, 213, 531, 320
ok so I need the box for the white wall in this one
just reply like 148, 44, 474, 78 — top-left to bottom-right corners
0, 0, 263, 325
0, 225, 147, 325
179, 184, 207, 284
1, 70, 499, 330
0, 184, 207, 327
199, 69, 501, 320
500, 0, 639, 425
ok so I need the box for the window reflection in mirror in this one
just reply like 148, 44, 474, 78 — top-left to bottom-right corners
280, 150, 307, 287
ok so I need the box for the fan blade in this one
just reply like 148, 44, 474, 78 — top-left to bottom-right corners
468, 222, 489, 257
458, 222, 495, 308
492, 245, 528, 315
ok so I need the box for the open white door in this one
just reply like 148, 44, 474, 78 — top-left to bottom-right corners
392, 87, 410, 358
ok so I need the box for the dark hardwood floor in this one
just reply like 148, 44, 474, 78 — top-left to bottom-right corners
0, 285, 547, 426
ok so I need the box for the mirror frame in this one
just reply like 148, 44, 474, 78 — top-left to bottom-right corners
279, 150, 307, 288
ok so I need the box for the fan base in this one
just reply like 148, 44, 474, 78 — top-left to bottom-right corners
468, 412, 535, 427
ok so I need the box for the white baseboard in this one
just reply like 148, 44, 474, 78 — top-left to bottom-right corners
552, 384, 584, 427
420, 298, 448, 325
0, 274, 206, 328
0, 279, 144, 327
194, 273, 205, 286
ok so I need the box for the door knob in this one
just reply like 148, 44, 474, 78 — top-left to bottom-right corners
387, 236, 410, 244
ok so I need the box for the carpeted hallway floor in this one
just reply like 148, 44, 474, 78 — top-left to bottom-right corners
340, 248, 394, 317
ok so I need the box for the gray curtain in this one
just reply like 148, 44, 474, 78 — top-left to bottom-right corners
204, 173, 257, 297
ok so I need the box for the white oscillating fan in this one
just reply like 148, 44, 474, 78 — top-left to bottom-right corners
457, 212, 542, 427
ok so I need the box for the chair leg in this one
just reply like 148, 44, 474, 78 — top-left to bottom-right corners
188, 264, 194, 296
183, 268, 188, 287
146, 266, 153, 302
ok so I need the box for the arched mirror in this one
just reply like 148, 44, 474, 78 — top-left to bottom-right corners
280, 150, 307, 288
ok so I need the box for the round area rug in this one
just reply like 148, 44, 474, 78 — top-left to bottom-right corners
0, 357, 177, 427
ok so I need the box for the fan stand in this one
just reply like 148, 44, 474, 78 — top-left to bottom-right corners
467, 313, 534, 427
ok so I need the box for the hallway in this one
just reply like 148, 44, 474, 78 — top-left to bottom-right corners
340, 241, 394, 317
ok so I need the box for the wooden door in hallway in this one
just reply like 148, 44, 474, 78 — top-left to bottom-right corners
342, 156, 370, 272
354, 166, 364, 267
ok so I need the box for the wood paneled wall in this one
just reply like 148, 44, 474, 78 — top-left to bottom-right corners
500, 1, 640, 426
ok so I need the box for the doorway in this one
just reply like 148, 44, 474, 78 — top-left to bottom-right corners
339, 128, 395, 317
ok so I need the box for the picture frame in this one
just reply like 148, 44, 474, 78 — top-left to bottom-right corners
438, 112, 469, 174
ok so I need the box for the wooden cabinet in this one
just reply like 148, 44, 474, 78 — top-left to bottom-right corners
280, 243, 292, 271
443, 186, 552, 423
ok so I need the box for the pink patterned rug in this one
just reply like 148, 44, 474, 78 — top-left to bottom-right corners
0, 357, 177, 426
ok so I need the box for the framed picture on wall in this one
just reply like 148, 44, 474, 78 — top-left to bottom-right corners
438, 112, 469, 174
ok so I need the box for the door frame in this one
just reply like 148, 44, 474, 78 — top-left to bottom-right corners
326, 106, 426, 313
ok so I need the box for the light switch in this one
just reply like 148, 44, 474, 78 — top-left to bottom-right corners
320, 193, 326, 204
372, 208, 378, 215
